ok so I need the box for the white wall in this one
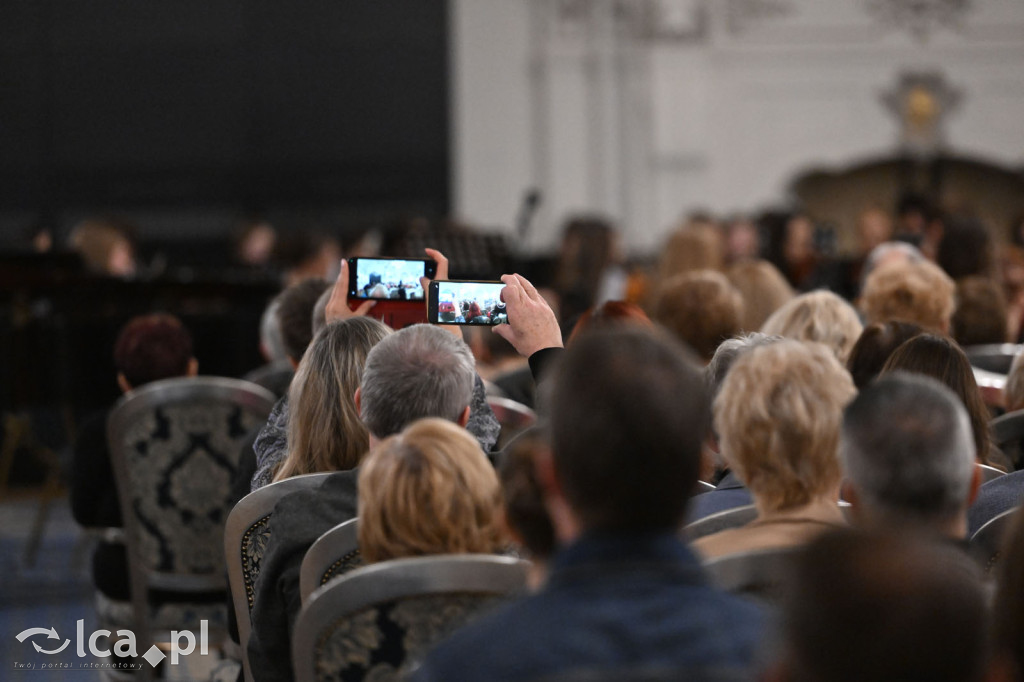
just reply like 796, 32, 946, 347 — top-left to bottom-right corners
451, 0, 1024, 254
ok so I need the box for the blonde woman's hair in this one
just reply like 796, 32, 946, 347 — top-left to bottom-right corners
726, 259, 795, 332
657, 221, 724, 281
761, 290, 863, 364
357, 418, 505, 563
273, 317, 392, 482
859, 260, 955, 334
715, 340, 856, 513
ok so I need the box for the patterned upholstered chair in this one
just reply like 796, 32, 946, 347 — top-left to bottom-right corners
107, 376, 275, 681
299, 517, 362, 605
225, 473, 330, 682
292, 554, 529, 682
682, 505, 758, 541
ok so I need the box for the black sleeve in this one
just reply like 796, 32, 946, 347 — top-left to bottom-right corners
527, 347, 563, 385
70, 410, 122, 528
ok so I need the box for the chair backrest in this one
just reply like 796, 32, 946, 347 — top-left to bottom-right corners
292, 554, 529, 682
106, 376, 275, 677
299, 517, 362, 605
694, 480, 716, 495
969, 507, 1019, 575
978, 463, 1007, 484
225, 472, 330, 682
683, 505, 758, 541
964, 344, 1022, 375
702, 547, 799, 605
487, 396, 538, 448
992, 410, 1024, 451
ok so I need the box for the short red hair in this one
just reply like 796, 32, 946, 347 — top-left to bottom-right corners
113, 314, 194, 387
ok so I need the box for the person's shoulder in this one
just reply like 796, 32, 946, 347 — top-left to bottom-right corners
687, 487, 753, 523
269, 471, 360, 546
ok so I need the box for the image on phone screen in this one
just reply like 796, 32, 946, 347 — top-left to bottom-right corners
430, 281, 507, 326
349, 258, 434, 300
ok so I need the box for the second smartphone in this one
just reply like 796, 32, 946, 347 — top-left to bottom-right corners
428, 280, 507, 326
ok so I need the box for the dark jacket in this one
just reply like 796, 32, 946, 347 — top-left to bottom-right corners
247, 470, 360, 682
414, 531, 765, 682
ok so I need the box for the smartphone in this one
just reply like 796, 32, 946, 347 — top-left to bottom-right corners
428, 280, 507, 326
347, 257, 437, 301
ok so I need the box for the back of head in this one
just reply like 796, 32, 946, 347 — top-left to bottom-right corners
259, 298, 288, 364
846, 320, 923, 390
566, 300, 652, 345
781, 528, 988, 682
761, 290, 863, 364
716, 340, 855, 513
548, 327, 709, 532
114, 314, 194, 388
841, 372, 975, 528
357, 418, 503, 563
651, 270, 743, 362
859, 260, 955, 333
276, 278, 331, 364
276, 318, 392, 480
499, 430, 556, 560
705, 332, 783, 404
938, 215, 994, 280
881, 334, 990, 465
952, 276, 1008, 347
658, 220, 724, 280
725, 259, 795, 332
360, 324, 475, 439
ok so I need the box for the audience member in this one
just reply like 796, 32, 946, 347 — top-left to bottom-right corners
249, 278, 331, 490
271, 318, 391, 482
880, 334, 1002, 469
657, 215, 724, 281
498, 429, 557, 588
243, 297, 295, 398
688, 333, 782, 519
841, 373, 979, 540
71, 314, 198, 606
651, 270, 744, 363
760, 290, 863, 364
725, 259, 794, 332
952, 276, 1009, 347
859, 259, 955, 333
993, 509, 1024, 681
358, 418, 505, 564
767, 528, 990, 682
938, 215, 995, 280
694, 341, 854, 559
415, 328, 764, 681
566, 299, 652, 344
846, 320, 923, 390
274, 229, 341, 287
247, 324, 484, 682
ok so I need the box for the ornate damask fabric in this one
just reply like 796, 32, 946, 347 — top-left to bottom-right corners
313, 594, 505, 682
118, 401, 265, 576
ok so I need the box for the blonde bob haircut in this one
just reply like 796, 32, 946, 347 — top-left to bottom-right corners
357, 418, 505, 564
859, 260, 955, 334
761, 289, 863, 364
273, 317, 392, 482
715, 340, 856, 513
726, 259, 795, 332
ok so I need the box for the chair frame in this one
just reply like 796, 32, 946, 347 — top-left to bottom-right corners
702, 547, 799, 601
107, 376, 275, 682
992, 409, 1024, 451
969, 507, 1018, 574
299, 517, 360, 605
683, 504, 758, 541
964, 344, 1022, 375
224, 472, 330, 682
292, 554, 528, 682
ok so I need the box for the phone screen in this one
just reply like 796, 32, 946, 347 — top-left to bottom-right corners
429, 281, 507, 326
348, 258, 436, 301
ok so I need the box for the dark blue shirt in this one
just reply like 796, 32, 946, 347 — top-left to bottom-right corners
413, 530, 766, 682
